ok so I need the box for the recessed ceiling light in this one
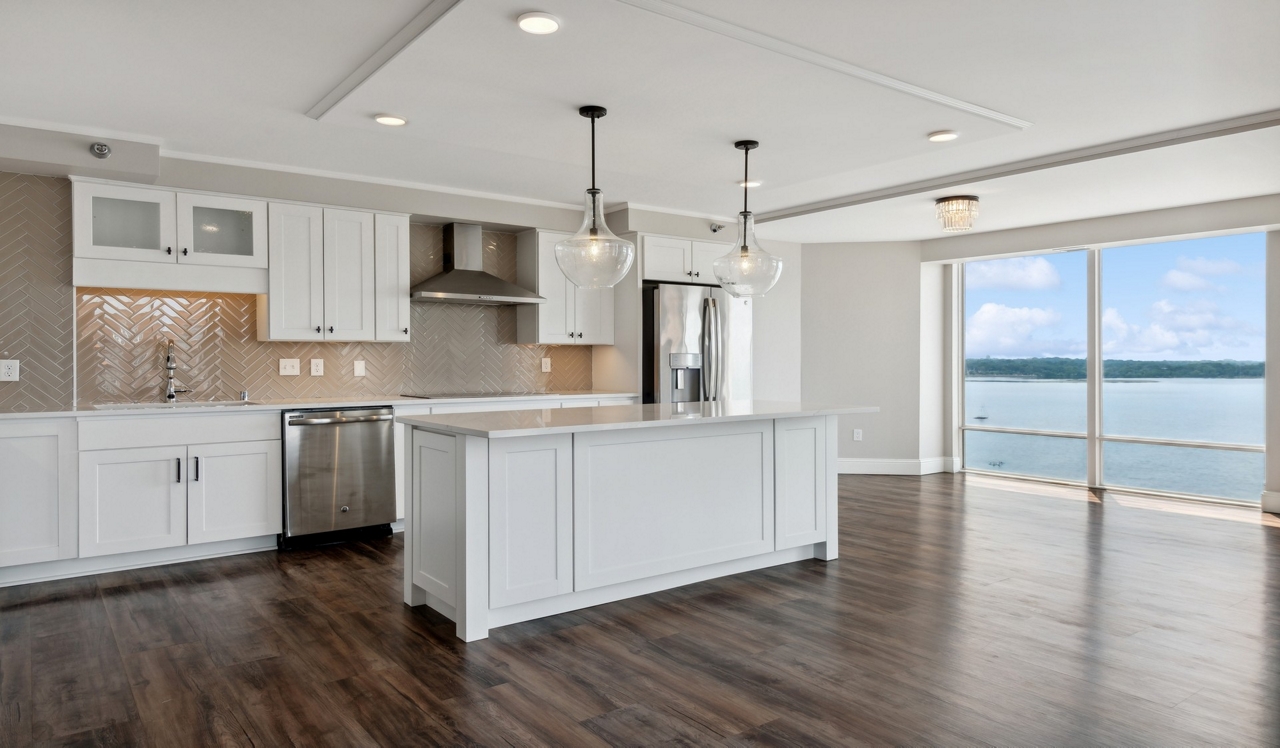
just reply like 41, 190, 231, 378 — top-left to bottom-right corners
928, 130, 958, 142
518, 12, 560, 34
374, 114, 407, 126
739, 180, 761, 188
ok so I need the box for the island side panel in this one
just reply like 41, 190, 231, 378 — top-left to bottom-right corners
774, 416, 830, 550
572, 419, 775, 591
407, 429, 459, 612
821, 414, 839, 560
456, 434, 490, 642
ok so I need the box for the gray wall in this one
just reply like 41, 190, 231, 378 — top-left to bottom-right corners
801, 241, 924, 463
753, 240, 802, 401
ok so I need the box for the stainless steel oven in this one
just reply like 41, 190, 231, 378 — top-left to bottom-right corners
281, 406, 396, 544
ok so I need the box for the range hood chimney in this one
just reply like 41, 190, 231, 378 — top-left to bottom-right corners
409, 224, 545, 305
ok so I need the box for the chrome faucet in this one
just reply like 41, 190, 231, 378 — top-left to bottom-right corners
164, 340, 191, 402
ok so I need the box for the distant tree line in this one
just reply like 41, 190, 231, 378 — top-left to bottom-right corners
965, 357, 1264, 379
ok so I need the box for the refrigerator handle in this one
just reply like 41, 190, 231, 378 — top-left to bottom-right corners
714, 300, 724, 401
707, 298, 721, 401
700, 298, 710, 401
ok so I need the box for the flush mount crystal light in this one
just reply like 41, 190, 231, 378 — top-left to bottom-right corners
935, 195, 979, 232
554, 106, 635, 289
928, 130, 959, 142
712, 140, 783, 298
518, 11, 560, 34
374, 114, 407, 126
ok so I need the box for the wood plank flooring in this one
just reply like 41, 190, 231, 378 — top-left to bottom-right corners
3, 473, 1279, 746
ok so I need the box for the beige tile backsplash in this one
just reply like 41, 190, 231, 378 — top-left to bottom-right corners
75, 226, 593, 405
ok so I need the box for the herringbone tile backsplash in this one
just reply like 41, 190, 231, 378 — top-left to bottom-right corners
0, 173, 75, 412
76, 226, 593, 406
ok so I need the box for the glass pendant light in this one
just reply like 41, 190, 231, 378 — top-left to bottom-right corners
554, 106, 635, 289
713, 140, 782, 297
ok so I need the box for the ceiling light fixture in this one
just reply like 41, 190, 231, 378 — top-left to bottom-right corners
518, 12, 560, 34
554, 106, 635, 289
928, 130, 958, 142
935, 195, 979, 232
374, 114, 407, 126
712, 141, 782, 297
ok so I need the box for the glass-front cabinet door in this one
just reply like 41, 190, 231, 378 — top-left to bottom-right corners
72, 182, 178, 263
176, 193, 267, 268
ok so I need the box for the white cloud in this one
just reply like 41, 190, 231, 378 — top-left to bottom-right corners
966, 303, 1081, 357
1176, 256, 1242, 276
1161, 269, 1218, 292
1102, 300, 1257, 357
966, 256, 1061, 290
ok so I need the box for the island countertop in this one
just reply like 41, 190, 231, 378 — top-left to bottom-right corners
397, 400, 878, 438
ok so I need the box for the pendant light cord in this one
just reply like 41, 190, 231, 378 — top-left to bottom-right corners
742, 147, 749, 214
590, 115, 597, 191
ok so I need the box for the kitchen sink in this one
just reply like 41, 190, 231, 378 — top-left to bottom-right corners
93, 401, 261, 411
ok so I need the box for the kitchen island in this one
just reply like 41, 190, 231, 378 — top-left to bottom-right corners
399, 400, 877, 641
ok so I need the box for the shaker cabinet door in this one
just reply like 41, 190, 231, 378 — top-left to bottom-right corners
79, 446, 187, 557
323, 208, 377, 341
374, 213, 412, 341
0, 419, 77, 568
536, 231, 576, 343
73, 182, 178, 264
265, 202, 326, 341
187, 440, 282, 544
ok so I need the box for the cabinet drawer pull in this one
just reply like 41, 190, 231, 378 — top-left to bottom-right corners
176, 457, 181, 483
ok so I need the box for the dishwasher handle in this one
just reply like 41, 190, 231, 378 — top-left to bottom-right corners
287, 413, 395, 426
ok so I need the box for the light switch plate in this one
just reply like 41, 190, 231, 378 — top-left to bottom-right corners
279, 359, 300, 376
541, 357, 552, 373
354, 360, 366, 377
0, 360, 18, 382
854, 429, 863, 441
310, 359, 324, 376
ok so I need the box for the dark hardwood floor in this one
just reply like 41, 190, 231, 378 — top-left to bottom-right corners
3, 473, 1279, 746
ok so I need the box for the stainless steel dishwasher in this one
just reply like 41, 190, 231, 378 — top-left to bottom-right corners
281, 406, 396, 546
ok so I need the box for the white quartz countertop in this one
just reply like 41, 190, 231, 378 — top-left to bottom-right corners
398, 400, 879, 438
0, 391, 637, 421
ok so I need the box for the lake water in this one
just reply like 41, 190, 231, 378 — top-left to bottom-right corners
964, 378, 1265, 501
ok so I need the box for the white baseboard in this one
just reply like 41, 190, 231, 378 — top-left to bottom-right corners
837, 457, 961, 476
1262, 490, 1280, 513
0, 535, 277, 588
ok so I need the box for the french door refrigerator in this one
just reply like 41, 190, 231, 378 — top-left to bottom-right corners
642, 282, 752, 404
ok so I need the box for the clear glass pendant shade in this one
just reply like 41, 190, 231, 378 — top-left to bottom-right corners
712, 211, 782, 298
554, 188, 635, 289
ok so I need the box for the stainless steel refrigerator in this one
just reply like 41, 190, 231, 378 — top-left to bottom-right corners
643, 283, 752, 404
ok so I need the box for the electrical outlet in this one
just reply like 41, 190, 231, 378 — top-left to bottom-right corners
353, 360, 366, 377
0, 360, 17, 382
279, 359, 300, 376
541, 357, 552, 373
853, 429, 863, 441
310, 359, 324, 376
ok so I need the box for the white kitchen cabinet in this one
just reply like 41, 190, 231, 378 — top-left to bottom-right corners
79, 446, 188, 557
774, 416, 830, 550
515, 229, 614, 345
488, 434, 573, 608
641, 235, 729, 286
324, 208, 377, 341
261, 202, 325, 340
176, 192, 268, 268
187, 440, 282, 544
374, 213, 412, 341
73, 181, 178, 264
0, 419, 77, 568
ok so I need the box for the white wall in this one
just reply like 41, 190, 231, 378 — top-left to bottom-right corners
919, 263, 947, 470
753, 240, 802, 401
801, 242, 924, 467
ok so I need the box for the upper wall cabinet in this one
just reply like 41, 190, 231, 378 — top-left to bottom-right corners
73, 179, 269, 294
515, 229, 614, 345
641, 235, 729, 286
258, 205, 407, 343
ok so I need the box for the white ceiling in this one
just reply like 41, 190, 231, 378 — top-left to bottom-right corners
1, 0, 1278, 242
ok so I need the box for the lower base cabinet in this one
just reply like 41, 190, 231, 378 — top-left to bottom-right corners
0, 419, 78, 568
79, 440, 281, 557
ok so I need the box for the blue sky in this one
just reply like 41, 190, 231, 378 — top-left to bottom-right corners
965, 232, 1265, 361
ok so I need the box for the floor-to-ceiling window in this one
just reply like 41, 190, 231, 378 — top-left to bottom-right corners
1100, 234, 1266, 501
962, 232, 1266, 503
963, 251, 1088, 481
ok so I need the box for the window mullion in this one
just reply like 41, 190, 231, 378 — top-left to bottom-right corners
1086, 248, 1103, 488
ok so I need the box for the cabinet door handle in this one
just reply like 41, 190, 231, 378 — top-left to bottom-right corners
182, 247, 189, 256
328, 326, 335, 333
315, 326, 322, 333
577, 332, 584, 338
694, 271, 700, 278
193, 456, 200, 482
176, 457, 182, 483
403, 327, 409, 334
166, 247, 173, 255
686, 270, 693, 277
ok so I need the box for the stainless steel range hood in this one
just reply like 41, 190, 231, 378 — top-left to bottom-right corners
409, 223, 545, 305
